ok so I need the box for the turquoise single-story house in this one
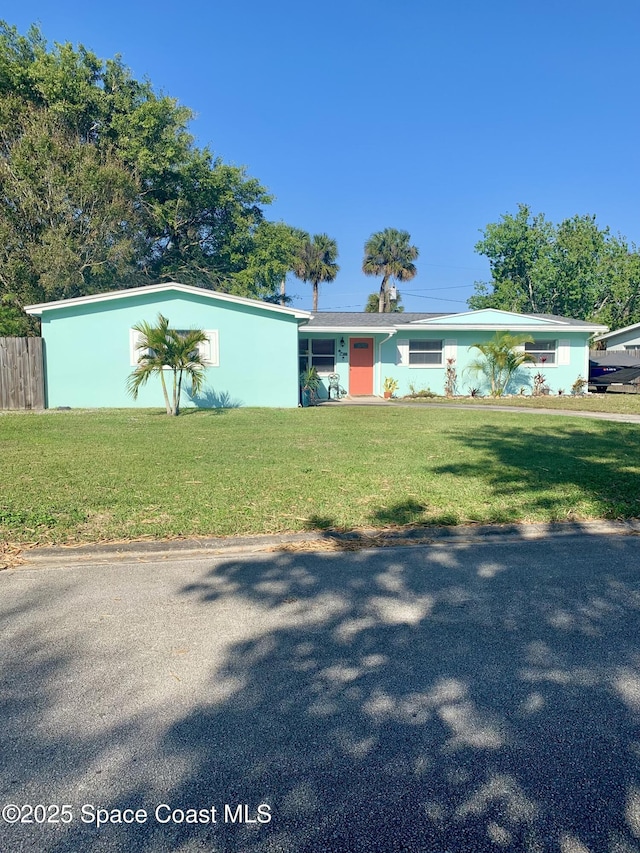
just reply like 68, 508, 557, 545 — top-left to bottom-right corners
24, 283, 607, 408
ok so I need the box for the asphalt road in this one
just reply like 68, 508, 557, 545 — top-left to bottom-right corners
2, 532, 640, 852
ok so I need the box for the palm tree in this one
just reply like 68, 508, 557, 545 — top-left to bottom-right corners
362, 228, 418, 313
293, 233, 339, 312
127, 314, 208, 415
466, 332, 537, 397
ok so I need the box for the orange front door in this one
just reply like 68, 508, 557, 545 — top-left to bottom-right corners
349, 338, 374, 395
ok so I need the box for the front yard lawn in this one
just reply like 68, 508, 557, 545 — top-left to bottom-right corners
397, 392, 640, 414
1, 406, 640, 545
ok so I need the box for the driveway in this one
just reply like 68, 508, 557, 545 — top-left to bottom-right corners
2, 532, 640, 851
327, 396, 640, 424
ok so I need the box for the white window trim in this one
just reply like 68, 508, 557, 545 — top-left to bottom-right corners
129, 328, 149, 366
196, 330, 219, 366
524, 339, 558, 367
444, 338, 457, 363
558, 339, 570, 366
129, 328, 219, 367
407, 339, 444, 368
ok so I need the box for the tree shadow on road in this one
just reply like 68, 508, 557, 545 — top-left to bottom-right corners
3, 533, 640, 851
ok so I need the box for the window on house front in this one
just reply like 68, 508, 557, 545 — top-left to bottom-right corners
299, 338, 335, 374
175, 331, 218, 366
130, 329, 219, 366
409, 339, 443, 366
524, 340, 556, 365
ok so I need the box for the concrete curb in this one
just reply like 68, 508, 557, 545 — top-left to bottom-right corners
15, 518, 640, 568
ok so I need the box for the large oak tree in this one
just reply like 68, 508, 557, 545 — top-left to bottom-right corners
0, 22, 304, 333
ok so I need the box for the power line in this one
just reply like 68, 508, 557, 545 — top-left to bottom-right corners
403, 284, 476, 292
322, 293, 469, 310
404, 293, 469, 304
420, 263, 488, 273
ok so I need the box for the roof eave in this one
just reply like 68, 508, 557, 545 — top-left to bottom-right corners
24, 282, 312, 319
301, 326, 398, 334
394, 322, 609, 333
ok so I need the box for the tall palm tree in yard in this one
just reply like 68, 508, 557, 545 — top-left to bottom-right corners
127, 314, 208, 415
363, 228, 419, 312
466, 332, 536, 397
293, 233, 339, 312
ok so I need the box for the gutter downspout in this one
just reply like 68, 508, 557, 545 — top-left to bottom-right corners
377, 331, 397, 396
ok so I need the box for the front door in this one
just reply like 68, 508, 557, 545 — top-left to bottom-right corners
349, 337, 374, 395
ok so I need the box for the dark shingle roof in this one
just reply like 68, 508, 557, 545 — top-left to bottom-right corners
302, 311, 604, 329
303, 312, 444, 327
528, 313, 602, 328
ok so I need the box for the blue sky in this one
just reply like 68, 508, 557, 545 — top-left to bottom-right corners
5, 1, 640, 312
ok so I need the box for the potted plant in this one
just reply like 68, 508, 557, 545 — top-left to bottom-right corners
383, 376, 399, 399
300, 366, 321, 407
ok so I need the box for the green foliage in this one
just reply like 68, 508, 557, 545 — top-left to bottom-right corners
365, 291, 404, 312
466, 332, 536, 397
300, 366, 320, 387
299, 366, 321, 405
406, 383, 436, 398
231, 221, 307, 301
0, 21, 301, 321
293, 233, 339, 311
0, 294, 34, 335
127, 314, 208, 415
363, 228, 418, 313
383, 376, 399, 394
0, 103, 143, 309
470, 205, 553, 313
471, 203, 640, 329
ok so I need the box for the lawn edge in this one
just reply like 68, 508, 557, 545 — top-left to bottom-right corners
10, 517, 640, 569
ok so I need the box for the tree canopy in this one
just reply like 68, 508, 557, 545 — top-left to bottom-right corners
471, 204, 640, 329
293, 233, 339, 312
364, 291, 404, 312
0, 22, 306, 333
362, 228, 418, 313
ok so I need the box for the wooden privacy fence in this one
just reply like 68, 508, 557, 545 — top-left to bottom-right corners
0, 337, 45, 409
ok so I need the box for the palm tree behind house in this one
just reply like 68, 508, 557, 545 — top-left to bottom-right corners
363, 228, 418, 313
293, 234, 339, 312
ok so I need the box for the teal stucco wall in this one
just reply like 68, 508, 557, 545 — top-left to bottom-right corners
378, 330, 592, 397
41, 290, 302, 408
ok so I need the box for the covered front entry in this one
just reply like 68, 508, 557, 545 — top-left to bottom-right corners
349, 337, 374, 395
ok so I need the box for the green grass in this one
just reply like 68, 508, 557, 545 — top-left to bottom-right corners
1, 406, 640, 545
398, 392, 640, 414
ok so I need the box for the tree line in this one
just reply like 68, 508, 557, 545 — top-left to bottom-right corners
471, 203, 640, 330
0, 21, 312, 334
